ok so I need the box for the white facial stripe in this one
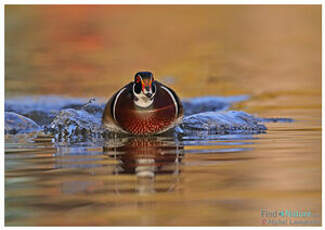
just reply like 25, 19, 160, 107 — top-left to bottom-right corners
112, 88, 126, 122
161, 86, 178, 119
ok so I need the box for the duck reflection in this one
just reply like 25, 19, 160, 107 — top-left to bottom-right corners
103, 135, 184, 194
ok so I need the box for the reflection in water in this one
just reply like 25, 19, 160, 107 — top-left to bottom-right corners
42, 133, 258, 197
103, 136, 184, 194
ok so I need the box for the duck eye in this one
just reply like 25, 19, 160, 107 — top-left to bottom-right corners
135, 75, 141, 83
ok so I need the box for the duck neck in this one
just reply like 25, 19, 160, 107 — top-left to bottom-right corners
134, 95, 154, 108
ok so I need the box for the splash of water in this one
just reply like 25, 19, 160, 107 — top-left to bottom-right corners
4, 95, 292, 140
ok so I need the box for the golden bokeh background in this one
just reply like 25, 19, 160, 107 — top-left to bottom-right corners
5, 5, 321, 99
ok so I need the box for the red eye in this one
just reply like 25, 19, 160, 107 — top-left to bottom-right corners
136, 75, 141, 83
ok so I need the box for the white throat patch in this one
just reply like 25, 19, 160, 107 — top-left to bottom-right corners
133, 84, 154, 108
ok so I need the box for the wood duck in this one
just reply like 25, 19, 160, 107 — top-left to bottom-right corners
102, 72, 183, 135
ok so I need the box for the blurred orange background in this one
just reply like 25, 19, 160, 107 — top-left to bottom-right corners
5, 5, 321, 99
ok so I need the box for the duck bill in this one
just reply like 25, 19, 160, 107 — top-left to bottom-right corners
141, 79, 153, 97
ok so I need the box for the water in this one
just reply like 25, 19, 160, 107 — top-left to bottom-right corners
5, 5, 321, 226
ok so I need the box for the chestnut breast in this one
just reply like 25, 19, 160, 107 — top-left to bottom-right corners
114, 86, 177, 135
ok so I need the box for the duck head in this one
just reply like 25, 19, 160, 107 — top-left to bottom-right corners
133, 71, 156, 108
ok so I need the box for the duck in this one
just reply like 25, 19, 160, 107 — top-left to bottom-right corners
102, 71, 183, 135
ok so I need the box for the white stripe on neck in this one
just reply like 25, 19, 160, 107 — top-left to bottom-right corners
161, 86, 178, 119
112, 88, 126, 121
